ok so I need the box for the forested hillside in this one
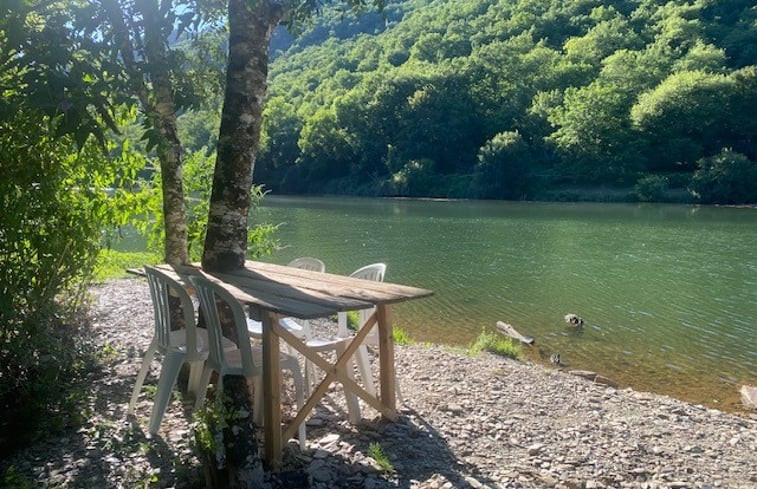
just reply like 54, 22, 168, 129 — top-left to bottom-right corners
199, 0, 757, 203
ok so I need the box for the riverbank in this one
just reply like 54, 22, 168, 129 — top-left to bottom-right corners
3, 278, 755, 488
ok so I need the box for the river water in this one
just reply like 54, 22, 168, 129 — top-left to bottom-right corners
253, 196, 756, 411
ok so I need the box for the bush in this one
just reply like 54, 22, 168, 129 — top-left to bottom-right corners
471, 131, 533, 200
0, 114, 140, 456
470, 331, 520, 359
136, 148, 279, 261
689, 149, 757, 204
634, 174, 669, 202
388, 158, 436, 197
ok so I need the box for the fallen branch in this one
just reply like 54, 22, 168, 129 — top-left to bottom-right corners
496, 321, 535, 345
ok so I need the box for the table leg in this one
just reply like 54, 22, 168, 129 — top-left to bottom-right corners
262, 311, 282, 468
376, 304, 396, 417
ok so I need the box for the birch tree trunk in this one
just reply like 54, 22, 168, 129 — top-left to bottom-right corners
200, 1, 283, 485
140, 0, 189, 266
102, 0, 189, 265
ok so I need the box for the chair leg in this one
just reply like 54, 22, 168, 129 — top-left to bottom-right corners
287, 363, 307, 450
194, 365, 214, 410
148, 351, 185, 435
129, 340, 158, 413
354, 344, 377, 397
305, 357, 317, 395
336, 344, 361, 424
187, 360, 205, 398
252, 375, 264, 427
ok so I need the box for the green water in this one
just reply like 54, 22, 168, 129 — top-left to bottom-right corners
117, 196, 756, 410
254, 196, 756, 410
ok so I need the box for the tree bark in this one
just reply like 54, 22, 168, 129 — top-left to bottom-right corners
139, 0, 189, 265
202, 0, 283, 272
200, 1, 283, 485
102, 0, 189, 265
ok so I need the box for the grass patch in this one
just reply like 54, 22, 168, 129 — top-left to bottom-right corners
94, 249, 160, 282
392, 327, 414, 346
367, 442, 395, 473
470, 330, 520, 359
345, 310, 361, 331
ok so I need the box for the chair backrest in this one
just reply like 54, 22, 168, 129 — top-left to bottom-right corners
189, 275, 257, 378
350, 263, 386, 282
287, 257, 325, 272
337, 263, 387, 338
144, 265, 197, 353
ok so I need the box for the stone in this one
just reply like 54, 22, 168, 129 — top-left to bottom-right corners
740, 385, 757, 410
527, 443, 545, 456
4, 278, 756, 489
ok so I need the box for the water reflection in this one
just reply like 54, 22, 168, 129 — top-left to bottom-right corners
253, 197, 757, 410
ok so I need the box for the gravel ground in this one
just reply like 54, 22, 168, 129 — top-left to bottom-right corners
2, 278, 755, 489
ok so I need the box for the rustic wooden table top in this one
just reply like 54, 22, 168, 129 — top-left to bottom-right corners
153, 260, 433, 319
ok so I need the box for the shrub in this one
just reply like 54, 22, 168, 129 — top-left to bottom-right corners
470, 331, 520, 359
689, 149, 757, 204
471, 131, 533, 200
0, 113, 140, 457
634, 174, 669, 202
135, 148, 279, 261
389, 158, 436, 197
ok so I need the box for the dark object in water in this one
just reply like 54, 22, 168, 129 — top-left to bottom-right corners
564, 313, 584, 327
496, 321, 535, 345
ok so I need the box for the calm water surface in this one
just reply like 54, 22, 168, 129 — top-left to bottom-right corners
254, 196, 756, 411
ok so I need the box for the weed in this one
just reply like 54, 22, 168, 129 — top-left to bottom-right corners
367, 442, 395, 473
346, 310, 361, 330
392, 327, 414, 346
470, 330, 520, 359
99, 343, 119, 361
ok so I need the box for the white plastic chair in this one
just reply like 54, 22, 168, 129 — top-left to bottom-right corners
189, 275, 307, 449
336, 263, 386, 400
246, 257, 325, 341
128, 265, 236, 435
273, 258, 362, 423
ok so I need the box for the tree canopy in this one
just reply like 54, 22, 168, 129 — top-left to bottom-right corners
219, 0, 757, 204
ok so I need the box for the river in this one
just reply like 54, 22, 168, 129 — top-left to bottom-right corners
252, 196, 756, 411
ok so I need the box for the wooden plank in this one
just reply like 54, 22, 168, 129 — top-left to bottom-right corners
154, 264, 341, 319
212, 269, 375, 310
376, 305, 396, 418
276, 316, 396, 442
262, 312, 282, 468
243, 261, 434, 303
162, 261, 433, 314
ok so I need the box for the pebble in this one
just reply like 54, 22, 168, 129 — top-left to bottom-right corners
1, 278, 755, 489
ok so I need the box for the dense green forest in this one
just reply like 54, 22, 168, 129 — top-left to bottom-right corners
210, 0, 756, 203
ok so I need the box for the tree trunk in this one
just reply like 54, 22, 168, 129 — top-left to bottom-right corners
202, 0, 283, 272
102, 0, 189, 266
200, 1, 283, 485
139, 0, 189, 266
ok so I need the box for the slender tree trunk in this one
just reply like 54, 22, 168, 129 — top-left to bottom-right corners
140, 0, 189, 265
102, 0, 189, 266
202, 0, 283, 272
200, 1, 283, 486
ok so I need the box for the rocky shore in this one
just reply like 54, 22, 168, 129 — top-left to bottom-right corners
3, 278, 755, 488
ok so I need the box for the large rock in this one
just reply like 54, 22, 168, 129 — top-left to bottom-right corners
741, 385, 757, 410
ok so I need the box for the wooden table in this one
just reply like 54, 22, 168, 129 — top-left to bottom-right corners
154, 260, 432, 467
